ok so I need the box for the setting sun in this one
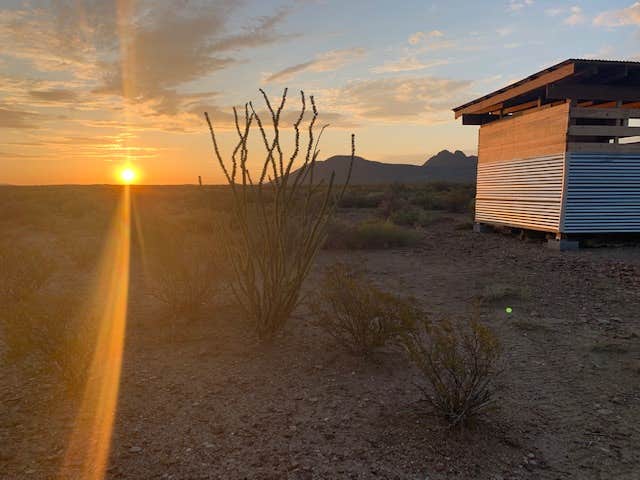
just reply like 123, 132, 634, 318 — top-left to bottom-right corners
119, 167, 138, 184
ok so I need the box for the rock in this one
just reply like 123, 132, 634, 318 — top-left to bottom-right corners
129, 446, 143, 453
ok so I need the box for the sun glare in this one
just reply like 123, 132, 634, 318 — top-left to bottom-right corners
119, 167, 137, 184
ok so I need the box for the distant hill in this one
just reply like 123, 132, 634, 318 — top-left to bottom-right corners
291, 149, 477, 185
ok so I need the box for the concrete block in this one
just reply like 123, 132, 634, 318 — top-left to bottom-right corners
546, 239, 580, 251
473, 223, 492, 233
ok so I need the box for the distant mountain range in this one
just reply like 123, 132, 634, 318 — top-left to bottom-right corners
293, 150, 477, 185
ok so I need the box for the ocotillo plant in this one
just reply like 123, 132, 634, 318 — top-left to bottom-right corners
205, 89, 354, 341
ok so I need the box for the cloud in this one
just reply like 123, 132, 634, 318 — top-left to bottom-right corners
0, 1, 293, 120
564, 6, 586, 25
28, 89, 79, 103
264, 48, 366, 83
323, 76, 472, 124
508, 0, 534, 12
594, 2, 640, 27
0, 106, 40, 129
371, 58, 448, 74
496, 26, 515, 37
408, 30, 444, 45
545, 7, 564, 16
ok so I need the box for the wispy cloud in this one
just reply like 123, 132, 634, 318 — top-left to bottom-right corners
263, 48, 366, 83
564, 6, 586, 26
323, 76, 472, 124
0, 106, 40, 129
594, 2, 640, 27
508, 0, 534, 12
408, 30, 444, 45
371, 58, 448, 74
0, 1, 294, 124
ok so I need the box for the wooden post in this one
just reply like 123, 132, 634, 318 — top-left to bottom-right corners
198, 175, 203, 186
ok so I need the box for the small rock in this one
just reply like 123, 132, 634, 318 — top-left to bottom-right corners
129, 446, 143, 453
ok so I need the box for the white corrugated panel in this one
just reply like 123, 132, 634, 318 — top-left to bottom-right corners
562, 153, 640, 233
476, 154, 565, 232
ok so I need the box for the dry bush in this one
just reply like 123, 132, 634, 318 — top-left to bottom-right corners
311, 264, 419, 356
0, 244, 54, 303
0, 244, 95, 393
324, 219, 422, 249
205, 89, 354, 341
401, 315, 502, 426
390, 206, 435, 227
476, 283, 531, 304
147, 229, 226, 321
9, 298, 97, 393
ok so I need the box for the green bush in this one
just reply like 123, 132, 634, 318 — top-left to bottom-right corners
311, 264, 420, 356
390, 207, 434, 227
324, 220, 421, 249
339, 190, 384, 208
400, 315, 502, 427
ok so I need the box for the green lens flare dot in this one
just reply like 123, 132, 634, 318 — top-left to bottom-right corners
505, 307, 513, 314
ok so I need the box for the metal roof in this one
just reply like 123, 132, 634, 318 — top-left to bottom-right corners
453, 58, 640, 113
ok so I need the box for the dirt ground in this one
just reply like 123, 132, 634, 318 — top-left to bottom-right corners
1, 186, 640, 479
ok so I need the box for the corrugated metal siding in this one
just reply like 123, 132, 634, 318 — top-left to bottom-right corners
476, 154, 565, 232
562, 153, 640, 233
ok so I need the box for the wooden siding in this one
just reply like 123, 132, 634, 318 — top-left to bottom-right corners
478, 103, 570, 164
475, 154, 565, 232
561, 153, 640, 233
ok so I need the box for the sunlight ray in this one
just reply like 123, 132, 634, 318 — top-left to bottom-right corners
59, 186, 131, 480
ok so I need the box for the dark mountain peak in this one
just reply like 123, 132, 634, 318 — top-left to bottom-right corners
291, 149, 477, 185
423, 149, 476, 167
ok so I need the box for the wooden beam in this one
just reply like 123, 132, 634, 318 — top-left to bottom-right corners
547, 83, 640, 102
570, 107, 640, 120
454, 62, 575, 118
567, 142, 640, 154
568, 125, 640, 137
461, 113, 500, 125
502, 99, 539, 115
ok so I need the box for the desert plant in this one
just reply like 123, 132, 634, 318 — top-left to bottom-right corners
324, 219, 422, 249
311, 264, 420, 356
0, 244, 54, 303
147, 229, 225, 320
390, 206, 434, 227
205, 89, 354, 340
401, 315, 502, 426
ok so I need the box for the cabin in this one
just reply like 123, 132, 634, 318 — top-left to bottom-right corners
453, 59, 640, 248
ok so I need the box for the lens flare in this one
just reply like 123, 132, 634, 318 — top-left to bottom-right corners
60, 186, 131, 479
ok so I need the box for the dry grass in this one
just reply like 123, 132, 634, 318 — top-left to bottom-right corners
311, 263, 419, 357
401, 314, 503, 427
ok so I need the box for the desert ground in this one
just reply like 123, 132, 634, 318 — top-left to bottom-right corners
1, 185, 639, 479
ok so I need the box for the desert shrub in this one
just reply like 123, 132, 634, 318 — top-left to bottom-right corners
476, 283, 531, 304
205, 89, 354, 340
147, 230, 225, 320
378, 183, 409, 218
0, 244, 54, 302
410, 184, 475, 214
401, 315, 502, 426
312, 264, 420, 356
5, 297, 98, 393
352, 220, 422, 248
339, 190, 384, 208
390, 206, 434, 227
65, 236, 103, 270
0, 244, 96, 393
325, 220, 421, 249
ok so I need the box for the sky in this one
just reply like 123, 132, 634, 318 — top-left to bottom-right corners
1, 0, 639, 184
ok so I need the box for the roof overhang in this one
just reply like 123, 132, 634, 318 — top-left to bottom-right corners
453, 59, 640, 123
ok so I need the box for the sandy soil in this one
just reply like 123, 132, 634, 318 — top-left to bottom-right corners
2, 195, 640, 479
